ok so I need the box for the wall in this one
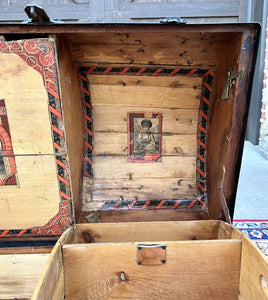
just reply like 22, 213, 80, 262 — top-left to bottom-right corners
0, 0, 248, 24
260, 19, 268, 156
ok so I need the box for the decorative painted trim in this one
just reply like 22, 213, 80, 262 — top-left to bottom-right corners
0, 39, 73, 237
77, 71, 93, 177
100, 198, 206, 210
196, 69, 215, 195
78, 65, 215, 209
0, 99, 17, 186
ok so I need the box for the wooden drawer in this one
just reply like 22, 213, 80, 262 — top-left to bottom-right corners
33, 221, 268, 300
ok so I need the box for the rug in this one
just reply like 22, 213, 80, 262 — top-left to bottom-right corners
233, 219, 268, 257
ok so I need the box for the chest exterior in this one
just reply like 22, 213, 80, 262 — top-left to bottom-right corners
0, 23, 266, 300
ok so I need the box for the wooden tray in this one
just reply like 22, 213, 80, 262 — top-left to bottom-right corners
33, 221, 268, 300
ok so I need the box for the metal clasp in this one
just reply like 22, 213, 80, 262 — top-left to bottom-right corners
221, 68, 244, 100
23, 4, 64, 24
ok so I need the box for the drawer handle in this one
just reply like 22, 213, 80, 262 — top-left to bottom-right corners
137, 244, 166, 266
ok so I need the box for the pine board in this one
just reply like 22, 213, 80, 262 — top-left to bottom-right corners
76, 221, 220, 243
67, 32, 221, 66
90, 84, 201, 109
93, 132, 196, 156
82, 177, 197, 203
87, 74, 203, 88
63, 240, 241, 300
92, 155, 196, 179
0, 253, 49, 299
0, 155, 59, 228
93, 106, 198, 135
0, 52, 54, 155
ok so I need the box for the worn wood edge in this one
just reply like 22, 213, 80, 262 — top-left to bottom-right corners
31, 226, 76, 300
0, 245, 53, 255
79, 208, 210, 223
51, 269, 64, 300
0, 253, 49, 299
75, 220, 221, 243
0, 23, 259, 35
56, 34, 84, 223
63, 239, 242, 248
218, 221, 243, 239
239, 235, 268, 300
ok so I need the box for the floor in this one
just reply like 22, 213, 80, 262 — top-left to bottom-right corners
233, 141, 268, 220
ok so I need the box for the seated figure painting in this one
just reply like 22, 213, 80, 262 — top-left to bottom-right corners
128, 112, 162, 162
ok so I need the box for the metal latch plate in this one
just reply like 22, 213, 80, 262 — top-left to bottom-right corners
137, 244, 166, 265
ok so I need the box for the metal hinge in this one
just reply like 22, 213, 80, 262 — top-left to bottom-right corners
23, 4, 64, 24
221, 69, 244, 100
160, 17, 187, 24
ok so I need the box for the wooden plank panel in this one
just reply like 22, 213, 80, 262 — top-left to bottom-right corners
63, 240, 241, 300
92, 186, 197, 201
89, 177, 197, 190
93, 106, 198, 134
57, 35, 84, 222
93, 132, 196, 156
87, 74, 203, 88
82, 177, 198, 203
0, 253, 49, 299
90, 84, 200, 109
67, 32, 221, 66
76, 221, 220, 243
92, 156, 196, 179
239, 236, 268, 300
0, 155, 59, 228
0, 52, 54, 155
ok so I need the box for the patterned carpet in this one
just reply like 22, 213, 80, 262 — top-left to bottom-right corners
233, 219, 268, 257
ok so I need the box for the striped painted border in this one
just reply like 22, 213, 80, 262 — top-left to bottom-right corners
77, 65, 215, 210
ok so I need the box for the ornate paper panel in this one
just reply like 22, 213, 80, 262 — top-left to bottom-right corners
0, 99, 17, 186
0, 39, 72, 238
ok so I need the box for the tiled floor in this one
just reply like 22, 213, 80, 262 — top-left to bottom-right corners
233, 141, 268, 220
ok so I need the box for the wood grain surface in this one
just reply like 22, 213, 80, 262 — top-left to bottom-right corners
0, 253, 49, 299
63, 239, 241, 299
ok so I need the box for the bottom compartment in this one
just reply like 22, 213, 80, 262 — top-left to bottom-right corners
32, 221, 268, 300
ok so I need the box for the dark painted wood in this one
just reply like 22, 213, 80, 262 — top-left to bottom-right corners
206, 26, 260, 221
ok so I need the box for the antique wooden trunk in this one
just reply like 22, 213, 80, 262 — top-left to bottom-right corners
0, 21, 267, 299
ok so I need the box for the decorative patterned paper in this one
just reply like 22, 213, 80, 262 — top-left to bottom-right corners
0, 39, 73, 237
0, 99, 17, 186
